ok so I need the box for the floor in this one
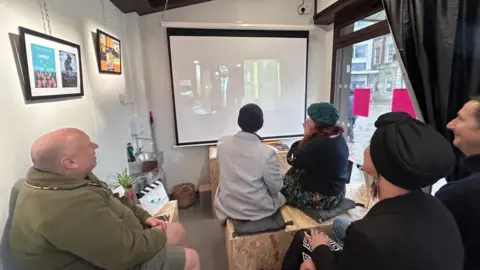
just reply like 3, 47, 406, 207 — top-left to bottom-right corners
178, 191, 228, 270
178, 192, 213, 222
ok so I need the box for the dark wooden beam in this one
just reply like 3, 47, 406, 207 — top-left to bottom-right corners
335, 20, 389, 48
137, 0, 212, 15
313, 0, 383, 26
109, 0, 136, 13
109, 0, 212, 16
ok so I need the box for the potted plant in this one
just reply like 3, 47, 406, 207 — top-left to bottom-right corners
110, 169, 137, 202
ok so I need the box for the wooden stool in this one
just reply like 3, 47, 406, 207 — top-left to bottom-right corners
224, 205, 338, 270
209, 147, 219, 218
223, 182, 372, 270
153, 200, 179, 223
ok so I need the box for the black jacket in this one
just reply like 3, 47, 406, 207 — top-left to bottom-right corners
312, 192, 464, 270
287, 135, 349, 196
436, 154, 480, 270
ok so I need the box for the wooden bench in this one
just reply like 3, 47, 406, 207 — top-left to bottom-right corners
225, 205, 336, 270
224, 183, 373, 270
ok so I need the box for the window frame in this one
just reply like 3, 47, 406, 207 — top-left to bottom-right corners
351, 62, 367, 71
329, 6, 390, 103
353, 44, 368, 58
328, 5, 432, 192
385, 43, 395, 62
373, 47, 381, 65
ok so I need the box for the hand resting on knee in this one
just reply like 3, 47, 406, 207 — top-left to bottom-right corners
153, 222, 187, 247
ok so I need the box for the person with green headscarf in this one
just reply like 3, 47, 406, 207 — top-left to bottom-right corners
281, 102, 349, 210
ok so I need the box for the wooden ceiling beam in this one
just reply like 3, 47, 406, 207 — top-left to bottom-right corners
109, 0, 213, 16
314, 0, 383, 26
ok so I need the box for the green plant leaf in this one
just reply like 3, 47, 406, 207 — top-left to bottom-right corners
112, 168, 135, 189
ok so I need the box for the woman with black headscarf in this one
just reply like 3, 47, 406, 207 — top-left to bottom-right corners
281, 112, 464, 270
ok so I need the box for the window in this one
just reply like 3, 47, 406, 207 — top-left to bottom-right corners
351, 63, 367, 71
334, 33, 414, 184
373, 47, 381, 65
350, 80, 366, 89
386, 43, 395, 62
340, 10, 387, 36
331, 4, 420, 186
354, 44, 367, 58
354, 21, 372, 31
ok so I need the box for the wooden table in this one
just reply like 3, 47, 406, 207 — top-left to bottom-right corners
153, 200, 179, 223
209, 141, 290, 217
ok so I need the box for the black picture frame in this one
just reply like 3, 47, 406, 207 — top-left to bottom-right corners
19, 27, 84, 101
96, 29, 122, 75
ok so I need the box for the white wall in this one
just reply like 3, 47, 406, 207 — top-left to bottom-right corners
317, 0, 338, 13
138, 0, 334, 191
0, 0, 136, 256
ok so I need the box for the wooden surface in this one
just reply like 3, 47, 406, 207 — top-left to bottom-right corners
153, 200, 179, 223
208, 148, 219, 217
209, 141, 290, 217
313, 0, 382, 25
224, 183, 372, 270
225, 206, 328, 270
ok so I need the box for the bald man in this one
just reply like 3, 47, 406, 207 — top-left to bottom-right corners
10, 128, 200, 270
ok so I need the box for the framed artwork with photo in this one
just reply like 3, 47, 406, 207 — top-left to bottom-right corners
96, 29, 122, 74
19, 27, 84, 101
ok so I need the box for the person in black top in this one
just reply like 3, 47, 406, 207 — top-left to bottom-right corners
281, 112, 464, 270
281, 102, 349, 210
436, 100, 480, 270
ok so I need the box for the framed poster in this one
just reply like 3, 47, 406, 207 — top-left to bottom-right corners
19, 27, 84, 101
96, 29, 122, 74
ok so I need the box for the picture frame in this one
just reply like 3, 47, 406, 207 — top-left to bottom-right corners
19, 27, 84, 101
96, 29, 122, 74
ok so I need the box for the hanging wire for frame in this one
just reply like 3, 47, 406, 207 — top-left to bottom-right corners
161, 0, 170, 21
100, 0, 108, 32
39, 0, 47, 34
43, 0, 52, 35
297, 0, 306, 15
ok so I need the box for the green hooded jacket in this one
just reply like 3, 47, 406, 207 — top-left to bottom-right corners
10, 168, 166, 270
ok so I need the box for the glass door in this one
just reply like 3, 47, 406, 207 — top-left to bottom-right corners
334, 33, 409, 183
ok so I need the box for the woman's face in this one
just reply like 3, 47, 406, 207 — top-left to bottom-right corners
362, 145, 377, 176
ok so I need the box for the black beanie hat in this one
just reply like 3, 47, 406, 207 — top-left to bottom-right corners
238, 104, 264, 133
370, 112, 455, 190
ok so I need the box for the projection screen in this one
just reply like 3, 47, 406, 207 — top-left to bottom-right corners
166, 28, 309, 145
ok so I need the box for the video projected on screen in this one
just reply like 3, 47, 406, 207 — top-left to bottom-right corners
179, 59, 283, 115
168, 29, 308, 145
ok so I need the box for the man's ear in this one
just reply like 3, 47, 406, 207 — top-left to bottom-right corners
60, 157, 78, 169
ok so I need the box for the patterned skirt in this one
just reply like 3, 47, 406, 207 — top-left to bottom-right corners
281, 168, 345, 210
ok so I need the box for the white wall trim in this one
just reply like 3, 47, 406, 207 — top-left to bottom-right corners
160, 21, 315, 31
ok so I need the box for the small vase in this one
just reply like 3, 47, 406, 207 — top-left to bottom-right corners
125, 185, 139, 203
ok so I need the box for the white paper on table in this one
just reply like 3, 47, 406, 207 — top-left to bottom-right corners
139, 181, 169, 216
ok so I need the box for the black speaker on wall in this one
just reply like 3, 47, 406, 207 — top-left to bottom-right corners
147, 0, 163, 8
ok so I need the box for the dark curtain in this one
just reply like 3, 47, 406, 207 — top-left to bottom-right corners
381, 0, 480, 181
